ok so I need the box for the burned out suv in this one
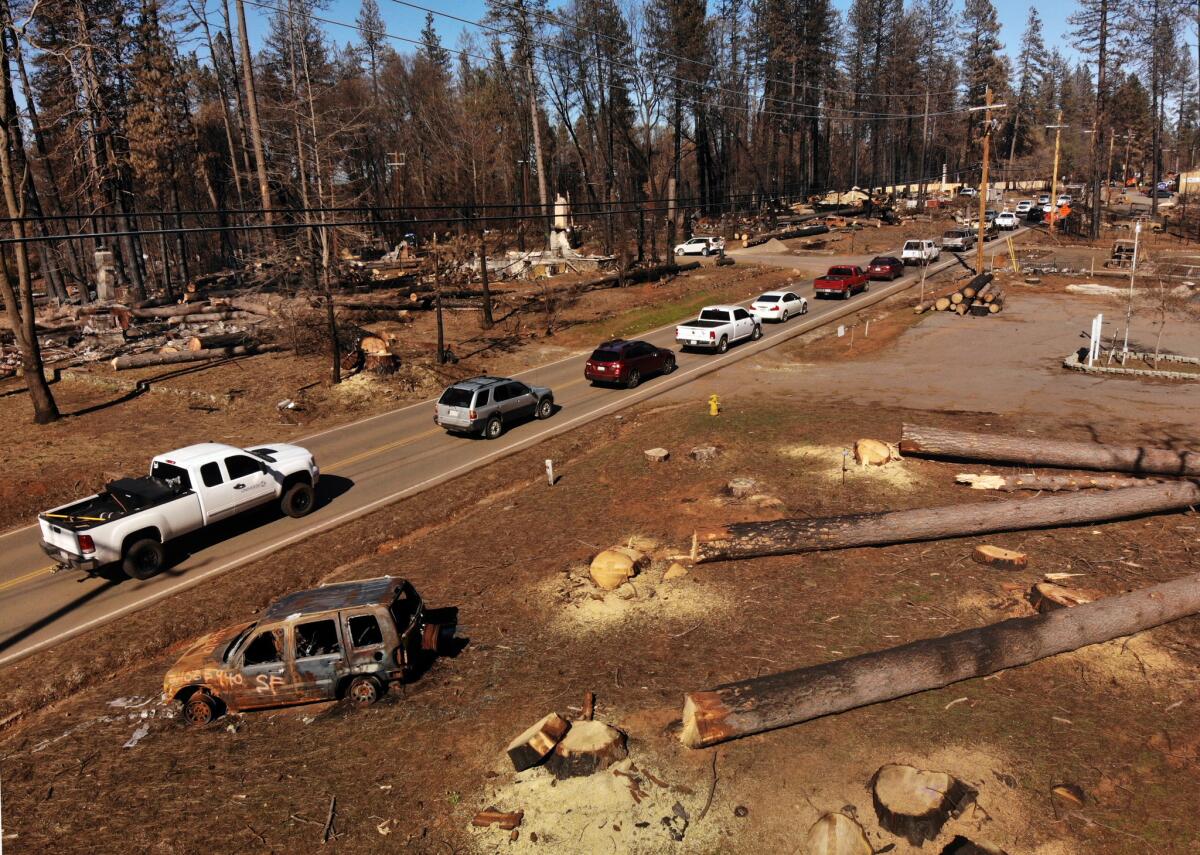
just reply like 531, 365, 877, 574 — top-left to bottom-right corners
435, 376, 554, 439
164, 576, 446, 725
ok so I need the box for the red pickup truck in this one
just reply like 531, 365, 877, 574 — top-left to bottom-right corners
813, 265, 870, 300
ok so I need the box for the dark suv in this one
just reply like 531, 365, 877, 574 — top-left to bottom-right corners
585, 339, 677, 388
434, 376, 554, 439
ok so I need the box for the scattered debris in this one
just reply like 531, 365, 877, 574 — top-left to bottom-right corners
471, 807, 524, 831
805, 812, 873, 855
870, 763, 977, 846
1050, 783, 1086, 808
1029, 582, 1095, 613
971, 545, 1028, 569
121, 723, 150, 749
663, 562, 689, 581
506, 713, 571, 772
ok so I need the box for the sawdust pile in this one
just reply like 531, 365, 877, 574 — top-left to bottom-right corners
780, 442, 923, 491
469, 758, 720, 853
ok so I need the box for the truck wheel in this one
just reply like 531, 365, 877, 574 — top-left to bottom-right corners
281, 481, 315, 518
535, 397, 553, 419
346, 675, 380, 707
716, 336, 729, 354
183, 692, 217, 727
751, 324, 763, 340
123, 538, 164, 580
485, 416, 503, 439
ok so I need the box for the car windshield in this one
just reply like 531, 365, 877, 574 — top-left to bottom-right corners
439, 387, 474, 407
869, 257, 891, 266
903, 241, 920, 250
699, 309, 729, 321
590, 349, 622, 361
224, 623, 256, 663
943, 231, 961, 238
756, 294, 779, 302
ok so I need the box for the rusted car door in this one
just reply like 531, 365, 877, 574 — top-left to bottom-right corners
341, 608, 397, 675
236, 625, 301, 708
292, 616, 350, 700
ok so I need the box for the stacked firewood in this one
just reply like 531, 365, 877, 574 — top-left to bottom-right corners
913, 272, 1004, 316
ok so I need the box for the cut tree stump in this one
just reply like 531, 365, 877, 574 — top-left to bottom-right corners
725, 477, 760, 498
692, 480, 1200, 563
364, 353, 399, 375
689, 445, 720, 462
900, 423, 1200, 477
956, 473, 1160, 492
871, 764, 976, 845
644, 448, 670, 463
805, 812, 873, 855
972, 545, 1028, 569
1029, 582, 1095, 613
544, 721, 627, 779
589, 548, 642, 590
678, 570, 1200, 748
854, 438, 894, 466
505, 712, 570, 772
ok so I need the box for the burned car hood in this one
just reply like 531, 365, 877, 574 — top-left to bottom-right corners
168, 623, 250, 674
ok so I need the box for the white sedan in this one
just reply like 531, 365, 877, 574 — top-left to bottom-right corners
750, 290, 808, 322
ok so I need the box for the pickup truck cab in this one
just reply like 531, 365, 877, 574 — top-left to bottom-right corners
813, 265, 870, 299
995, 211, 1019, 230
164, 576, 446, 725
901, 240, 940, 266
39, 442, 319, 580
675, 305, 761, 353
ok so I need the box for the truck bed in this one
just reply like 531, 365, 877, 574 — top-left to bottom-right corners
679, 320, 725, 329
41, 478, 193, 532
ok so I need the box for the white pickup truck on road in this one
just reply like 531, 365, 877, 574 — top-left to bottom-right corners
39, 442, 320, 580
675, 305, 762, 353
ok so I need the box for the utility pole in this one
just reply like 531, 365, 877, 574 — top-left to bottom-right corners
1105, 129, 1116, 207
970, 86, 1006, 273
1047, 111, 1066, 235
918, 91, 930, 205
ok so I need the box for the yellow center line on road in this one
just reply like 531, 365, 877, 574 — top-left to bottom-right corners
0, 565, 56, 594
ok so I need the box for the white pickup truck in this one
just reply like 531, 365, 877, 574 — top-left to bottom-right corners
901, 239, 941, 266
675, 305, 762, 353
39, 442, 320, 580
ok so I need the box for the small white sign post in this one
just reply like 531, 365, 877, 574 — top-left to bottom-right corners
1087, 313, 1103, 366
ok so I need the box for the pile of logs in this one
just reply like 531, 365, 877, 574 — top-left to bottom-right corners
677, 424, 1200, 748
914, 273, 1005, 316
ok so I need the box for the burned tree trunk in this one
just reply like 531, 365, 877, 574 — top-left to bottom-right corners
692, 481, 1200, 563
680, 570, 1200, 748
900, 424, 1200, 477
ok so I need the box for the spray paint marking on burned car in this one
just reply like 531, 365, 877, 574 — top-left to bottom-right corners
164, 576, 442, 725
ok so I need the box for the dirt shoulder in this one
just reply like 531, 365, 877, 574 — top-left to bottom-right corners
4, 287, 1199, 853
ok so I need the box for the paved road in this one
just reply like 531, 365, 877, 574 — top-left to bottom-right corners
0, 236, 1013, 665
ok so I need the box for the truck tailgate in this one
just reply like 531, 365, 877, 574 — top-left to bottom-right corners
39, 517, 81, 555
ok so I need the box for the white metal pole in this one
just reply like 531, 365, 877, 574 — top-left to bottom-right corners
1122, 220, 1141, 359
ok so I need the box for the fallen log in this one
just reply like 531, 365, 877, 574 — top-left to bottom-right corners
900, 423, 1200, 476
956, 472, 1160, 492
691, 480, 1200, 563
934, 296, 952, 312
111, 343, 283, 370
679, 570, 1200, 748
186, 332, 253, 351
167, 310, 267, 325
131, 302, 211, 319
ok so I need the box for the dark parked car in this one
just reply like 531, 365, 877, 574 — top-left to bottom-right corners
585, 339, 676, 388
866, 256, 904, 281
1152, 188, 1174, 198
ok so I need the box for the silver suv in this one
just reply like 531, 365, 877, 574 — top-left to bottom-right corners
434, 376, 554, 439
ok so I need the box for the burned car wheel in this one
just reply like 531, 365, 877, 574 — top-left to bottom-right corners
183, 693, 217, 727
346, 675, 380, 707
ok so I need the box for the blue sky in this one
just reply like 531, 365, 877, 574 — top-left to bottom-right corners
238, 0, 1077, 66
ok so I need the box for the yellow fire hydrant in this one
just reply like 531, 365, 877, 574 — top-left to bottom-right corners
708, 394, 721, 416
